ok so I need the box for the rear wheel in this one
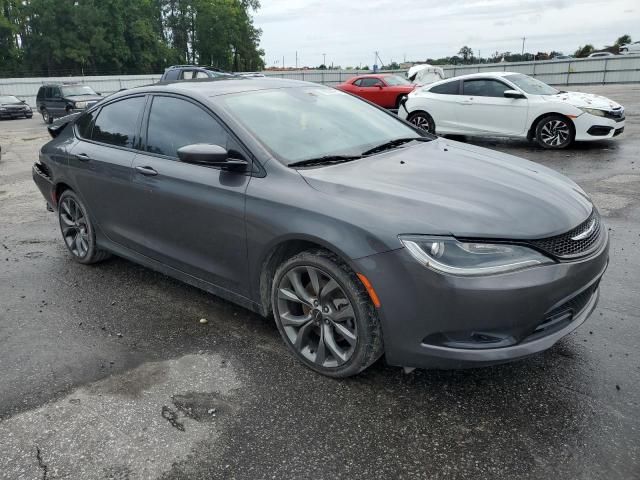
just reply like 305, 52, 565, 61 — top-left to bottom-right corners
407, 111, 435, 134
271, 250, 383, 377
57, 190, 111, 264
535, 114, 574, 149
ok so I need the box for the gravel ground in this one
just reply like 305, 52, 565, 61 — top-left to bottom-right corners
0, 84, 638, 479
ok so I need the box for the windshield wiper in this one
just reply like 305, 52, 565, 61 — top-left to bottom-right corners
288, 155, 364, 168
361, 136, 431, 156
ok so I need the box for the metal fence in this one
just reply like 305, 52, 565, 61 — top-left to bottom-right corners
441, 55, 640, 85
1, 56, 639, 109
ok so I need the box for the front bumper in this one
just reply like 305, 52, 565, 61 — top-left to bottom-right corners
356, 231, 609, 369
574, 113, 624, 141
0, 110, 32, 119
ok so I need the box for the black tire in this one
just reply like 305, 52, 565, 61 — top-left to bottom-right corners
42, 108, 53, 124
407, 111, 435, 134
57, 190, 111, 264
26, 114, 33, 119
534, 114, 574, 149
271, 249, 384, 377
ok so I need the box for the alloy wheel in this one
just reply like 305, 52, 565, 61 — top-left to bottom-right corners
276, 266, 358, 368
409, 114, 433, 133
42, 110, 49, 123
59, 197, 90, 258
540, 119, 570, 147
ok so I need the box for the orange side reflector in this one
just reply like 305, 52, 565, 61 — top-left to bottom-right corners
357, 273, 381, 308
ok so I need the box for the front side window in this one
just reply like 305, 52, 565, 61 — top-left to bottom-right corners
220, 87, 425, 165
91, 97, 145, 148
463, 79, 510, 97
145, 96, 230, 158
360, 78, 383, 87
179, 70, 196, 80
429, 81, 460, 95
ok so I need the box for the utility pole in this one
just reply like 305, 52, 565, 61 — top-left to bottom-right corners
322, 53, 326, 66
282, 56, 285, 69
521, 37, 526, 56
295, 51, 298, 69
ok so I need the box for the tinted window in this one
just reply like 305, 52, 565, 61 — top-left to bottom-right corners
430, 81, 460, 95
353, 79, 363, 86
164, 69, 179, 81
360, 78, 383, 87
145, 96, 230, 158
51, 87, 62, 98
76, 111, 96, 139
463, 79, 510, 97
91, 97, 145, 148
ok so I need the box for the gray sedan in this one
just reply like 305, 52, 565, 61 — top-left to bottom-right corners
32, 78, 609, 377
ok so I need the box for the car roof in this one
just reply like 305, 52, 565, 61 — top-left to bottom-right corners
436, 72, 522, 83
117, 78, 318, 99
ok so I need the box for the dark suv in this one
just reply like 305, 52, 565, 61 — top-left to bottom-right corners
160, 65, 235, 82
36, 83, 103, 124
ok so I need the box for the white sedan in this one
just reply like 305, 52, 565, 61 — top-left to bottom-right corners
398, 72, 625, 149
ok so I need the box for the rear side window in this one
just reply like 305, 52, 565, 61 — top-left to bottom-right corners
179, 70, 197, 80
145, 96, 230, 158
463, 79, 510, 97
163, 69, 179, 81
91, 97, 145, 148
429, 81, 460, 95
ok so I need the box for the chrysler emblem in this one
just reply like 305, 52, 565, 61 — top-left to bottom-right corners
571, 219, 596, 241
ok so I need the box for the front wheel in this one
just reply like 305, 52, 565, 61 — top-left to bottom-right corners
535, 115, 574, 149
271, 250, 383, 377
41, 109, 53, 124
407, 111, 435, 134
57, 190, 111, 264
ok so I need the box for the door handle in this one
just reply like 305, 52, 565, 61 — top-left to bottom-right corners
135, 165, 158, 176
76, 153, 91, 161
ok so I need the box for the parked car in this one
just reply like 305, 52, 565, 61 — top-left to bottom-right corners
36, 83, 103, 124
336, 74, 416, 109
406, 64, 445, 86
551, 54, 573, 60
160, 65, 235, 81
238, 72, 266, 78
32, 79, 608, 377
587, 52, 616, 58
619, 41, 640, 55
0, 95, 33, 119
399, 72, 625, 149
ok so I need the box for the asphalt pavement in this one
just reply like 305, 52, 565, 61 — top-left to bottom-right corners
0, 84, 638, 479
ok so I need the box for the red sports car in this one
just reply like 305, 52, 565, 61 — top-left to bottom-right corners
335, 74, 416, 109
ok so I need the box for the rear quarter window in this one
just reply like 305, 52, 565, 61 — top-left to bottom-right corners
429, 81, 460, 95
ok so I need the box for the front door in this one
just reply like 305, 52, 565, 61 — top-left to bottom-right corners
47, 86, 66, 117
456, 79, 528, 136
124, 95, 252, 294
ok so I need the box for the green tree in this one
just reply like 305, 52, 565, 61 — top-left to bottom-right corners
574, 44, 595, 58
458, 46, 473, 63
615, 34, 632, 46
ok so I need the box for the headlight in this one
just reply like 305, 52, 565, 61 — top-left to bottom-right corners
579, 107, 606, 117
0, 107, 6, 111
74, 101, 88, 109
399, 236, 553, 276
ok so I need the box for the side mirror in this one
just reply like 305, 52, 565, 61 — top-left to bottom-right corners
504, 89, 526, 99
177, 144, 248, 171
20, 99, 26, 103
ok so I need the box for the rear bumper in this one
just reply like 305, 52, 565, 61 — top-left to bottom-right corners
32, 163, 55, 209
355, 231, 609, 369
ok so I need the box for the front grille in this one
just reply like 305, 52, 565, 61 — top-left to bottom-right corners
535, 283, 599, 333
528, 209, 602, 260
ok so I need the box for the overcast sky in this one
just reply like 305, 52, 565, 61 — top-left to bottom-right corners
253, 0, 639, 67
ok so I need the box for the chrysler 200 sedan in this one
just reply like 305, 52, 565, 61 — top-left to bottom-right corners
32, 78, 609, 377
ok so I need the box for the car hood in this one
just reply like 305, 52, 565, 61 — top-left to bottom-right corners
543, 91, 622, 110
64, 95, 103, 103
0, 101, 28, 107
298, 138, 593, 240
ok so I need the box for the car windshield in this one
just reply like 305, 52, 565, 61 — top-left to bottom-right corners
0, 95, 21, 103
221, 87, 425, 165
61, 85, 97, 96
504, 74, 559, 95
383, 75, 411, 86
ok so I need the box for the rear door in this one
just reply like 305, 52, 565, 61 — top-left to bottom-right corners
123, 94, 252, 294
67, 96, 147, 244
457, 78, 528, 135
